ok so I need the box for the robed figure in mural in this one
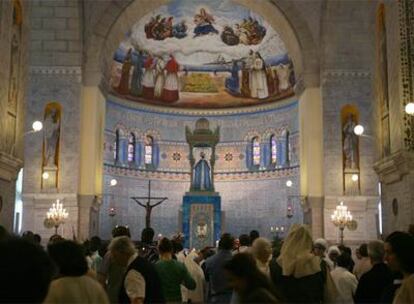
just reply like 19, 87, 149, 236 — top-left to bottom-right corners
162, 55, 180, 102
192, 152, 212, 191
225, 60, 240, 95
43, 108, 60, 167
117, 48, 132, 95
250, 52, 269, 99
343, 114, 358, 169
142, 54, 156, 99
154, 56, 166, 99
130, 50, 143, 96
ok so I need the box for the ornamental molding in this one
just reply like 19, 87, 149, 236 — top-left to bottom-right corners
0, 152, 23, 182
322, 69, 371, 79
107, 93, 299, 117
30, 66, 82, 82
373, 150, 414, 185
104, 164, 299, 181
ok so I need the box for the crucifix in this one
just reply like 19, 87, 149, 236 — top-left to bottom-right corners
131, 180, 168, 228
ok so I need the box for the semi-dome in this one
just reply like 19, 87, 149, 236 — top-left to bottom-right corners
108, 0, 295, 110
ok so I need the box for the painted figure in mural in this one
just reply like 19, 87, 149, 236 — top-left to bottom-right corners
250, 52, 269, 99
276, 64, 292, 92
43, 108, 60, 167
225, 60, 240, 95
241, 58, 251, 97
193, 8, 219, 38
142, 53, 156, 99
192, 152, 212, 191
172, 21, 188, 39
154, 57, 166, 99
162, 55, 180, 103
343, 114, 359, 169
117, 48, 132, 95
130, 50, 144, 97
221, 26, 240, 46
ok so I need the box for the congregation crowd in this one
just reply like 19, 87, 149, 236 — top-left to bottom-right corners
0, 224, 414, 304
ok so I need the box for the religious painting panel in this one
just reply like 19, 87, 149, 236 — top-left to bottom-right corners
109, 0, 295, 109
189, 203, 214, 250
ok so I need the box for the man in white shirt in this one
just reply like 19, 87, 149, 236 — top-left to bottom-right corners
330, 252, 358, 304
109, 236, 164, 304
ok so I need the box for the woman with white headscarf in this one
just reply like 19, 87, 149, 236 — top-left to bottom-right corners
252, 237, 273, 278
269, 224, 337, 303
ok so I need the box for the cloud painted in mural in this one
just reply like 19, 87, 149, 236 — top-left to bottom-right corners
110, 0, 295, 109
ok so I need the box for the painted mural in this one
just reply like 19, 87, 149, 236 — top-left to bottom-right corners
109, 0, 295, 109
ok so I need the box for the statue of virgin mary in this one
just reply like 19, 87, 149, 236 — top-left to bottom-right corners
192, 152, 212, 191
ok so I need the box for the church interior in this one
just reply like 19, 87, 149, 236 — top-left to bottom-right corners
1, 0, 414, 303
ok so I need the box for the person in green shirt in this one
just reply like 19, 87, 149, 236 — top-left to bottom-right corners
155, 238, 196, 302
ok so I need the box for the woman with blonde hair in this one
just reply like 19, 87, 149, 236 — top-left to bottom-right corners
251, 237, 273, 277
269, 224, 337, 303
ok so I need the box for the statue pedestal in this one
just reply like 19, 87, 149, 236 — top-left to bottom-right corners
182, 192, 221, 249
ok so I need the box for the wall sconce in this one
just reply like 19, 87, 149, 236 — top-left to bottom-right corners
405, 102, 414, 115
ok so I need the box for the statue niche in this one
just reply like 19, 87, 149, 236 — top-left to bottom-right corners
42, 103, 62, 190
341, 105, 360, 195
186, 118, 219, 192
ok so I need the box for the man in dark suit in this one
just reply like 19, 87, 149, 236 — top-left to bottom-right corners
355, 240, 393, 303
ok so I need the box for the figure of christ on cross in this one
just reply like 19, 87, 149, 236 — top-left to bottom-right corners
131, 180, 168, 228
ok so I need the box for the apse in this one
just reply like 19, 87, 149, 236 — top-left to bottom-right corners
99, 1, 302, 242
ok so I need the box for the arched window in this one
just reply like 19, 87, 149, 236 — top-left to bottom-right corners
270, 135, 277, 165
128, 133, 135, 163
252, 137, 260, 166
285, 130, 290, 165
145, 136, 153, 165
114, 130, 120, 162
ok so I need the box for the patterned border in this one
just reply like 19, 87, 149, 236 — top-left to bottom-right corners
103, 164, 299, 181
399, 0, 414, 150
106, 93, 299, 117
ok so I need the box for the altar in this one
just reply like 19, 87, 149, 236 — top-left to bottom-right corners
182, 118, 222, 249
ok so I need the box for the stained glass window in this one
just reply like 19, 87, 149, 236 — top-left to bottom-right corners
271, 135, 277, 165
252, 137, 260, 166
114, 130, 119, 161
128, 133, 135, 162
145, 136, 153, 165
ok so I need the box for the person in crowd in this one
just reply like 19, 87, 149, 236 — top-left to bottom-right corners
330, 252, 358, 303
182, 250, 206, 304
384, 231, 414, 304
269, 224, 337, 303
155, 238, 195, 302
353, 243, 372, 280
48, 234, 64, 244
98, 225, 131, 303
354, 240, 393, 303
197, 246, 215, 274
338, 245, 355, 272
90, 236, 103, 273
44, 240, 109, 303
0, 225, 9, 241
224, 253, 278, 303
34, 233, 42, 245
233, 234, 250, 254
249, 230, 259, 245
328, 245, 341, 268
313, 238, 334, 270
109, 236, 164, 304
205, 233, 234, 303
0, 237, 53, 303
139, 227, 159, 263
251, 237, 272, 277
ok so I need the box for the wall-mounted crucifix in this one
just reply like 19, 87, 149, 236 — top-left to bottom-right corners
131, 180, 168, 228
